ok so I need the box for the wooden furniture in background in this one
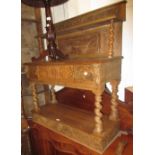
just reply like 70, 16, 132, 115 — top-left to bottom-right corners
124, 86, 133, 114
22, 0, 69, 61
125, 86, 133, 105
29, 122, 132, 155
56, 87, 133, 132
24, 1, 131, 154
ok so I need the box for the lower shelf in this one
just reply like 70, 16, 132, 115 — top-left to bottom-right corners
32, 103, 119, 154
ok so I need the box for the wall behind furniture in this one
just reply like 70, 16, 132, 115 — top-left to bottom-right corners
41, 0, 133, 101
21, 3, 39, 64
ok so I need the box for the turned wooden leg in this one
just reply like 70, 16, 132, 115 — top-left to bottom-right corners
109, 80, 120, 121
93, 91, 103, 133
49, 85, 57, 104
31, 83, 40, 112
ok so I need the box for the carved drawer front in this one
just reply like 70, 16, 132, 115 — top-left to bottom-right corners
36, 65, 74, 83
35, 64, 99, 84
74, 65, 94, 81
73, 64, 97, 82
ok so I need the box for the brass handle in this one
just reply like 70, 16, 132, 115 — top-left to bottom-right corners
115, 141, 128, 155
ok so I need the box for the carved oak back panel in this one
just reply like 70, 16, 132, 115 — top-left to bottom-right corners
55, 1, 126, 58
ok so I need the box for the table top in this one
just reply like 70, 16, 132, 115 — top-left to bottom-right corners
25, 56, 123, 66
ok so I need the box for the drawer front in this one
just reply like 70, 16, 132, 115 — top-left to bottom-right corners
35, 64, 99, 86
25, 60, 122, 92
37, 65, 74, 82
73, 64, 97, 82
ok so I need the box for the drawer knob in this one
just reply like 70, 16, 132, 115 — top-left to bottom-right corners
83, 94, 86, 98
83, 71, 88, 76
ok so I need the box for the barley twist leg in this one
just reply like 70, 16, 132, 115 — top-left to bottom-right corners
31, 83, 40, 112
109, 80, 120, 121
94, 91, 103, 133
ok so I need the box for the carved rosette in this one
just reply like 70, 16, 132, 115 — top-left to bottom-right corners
74, 65, 94, 81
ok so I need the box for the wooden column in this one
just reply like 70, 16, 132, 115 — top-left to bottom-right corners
108, 20, 114, 58
31, 83, 40, 112
93, 90, 103, 133
109, 80, 120, 121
